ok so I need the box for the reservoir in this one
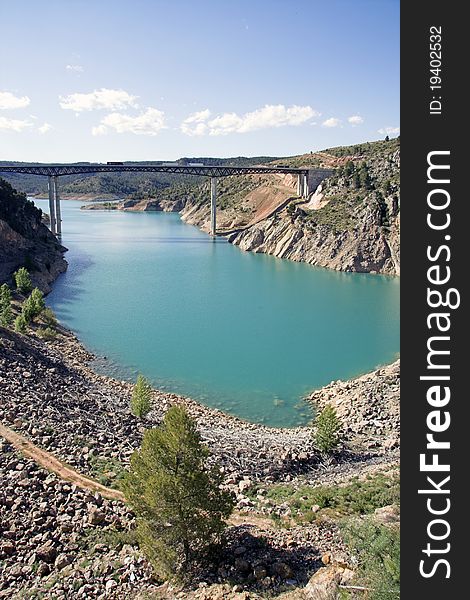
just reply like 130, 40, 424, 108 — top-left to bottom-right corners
33, 198, 400, 427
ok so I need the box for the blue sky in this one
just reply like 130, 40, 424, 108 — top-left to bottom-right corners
0, 0, 399, 162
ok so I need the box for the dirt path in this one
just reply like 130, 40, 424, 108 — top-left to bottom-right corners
0, 422, 282, 530
0, 422, 125, 502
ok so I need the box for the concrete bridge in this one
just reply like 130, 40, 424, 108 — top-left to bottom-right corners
0, 164, 334, 238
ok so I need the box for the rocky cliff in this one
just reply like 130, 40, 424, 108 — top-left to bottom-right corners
162, 140, 400, 275
227, 141, 400, 275
0, 178, 67, 293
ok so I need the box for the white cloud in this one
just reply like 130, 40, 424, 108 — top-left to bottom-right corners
378, 126, 400, 135
0, 116, 33, 132
348, 115, 364, 126
59, 88, 138, 112
0, 91, 31, 110
180, 104, 318, 136
38, 122, 52, 134
92, 107, 166, 136
180, 109, 211, 136
66, 64, 84, 73
322, 117, 341, 128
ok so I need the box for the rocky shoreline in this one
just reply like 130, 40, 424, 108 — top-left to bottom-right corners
0, 316, 400, 598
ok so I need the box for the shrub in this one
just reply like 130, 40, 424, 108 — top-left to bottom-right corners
0, 284, 13, 327
122, 406, 234, 579
341, 518, 400, 599
41, 307, 58, 328
30, 287, 45, 314
313, 405, 342, 454
14, 314, 28, 333
37, 327, 57, 341
21, 288, 45, 323
14, 267, 33, 295
130, 374, 152, 418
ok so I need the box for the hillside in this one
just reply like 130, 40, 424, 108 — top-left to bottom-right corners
0, 179, 67, 292
180, 138, 401, 274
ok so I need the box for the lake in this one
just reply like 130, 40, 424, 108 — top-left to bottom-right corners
33, 198, 400, 427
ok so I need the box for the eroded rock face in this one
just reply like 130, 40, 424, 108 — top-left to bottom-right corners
228, 185, 400, 276
0, 179, 67, 293
181, 146, 401, 276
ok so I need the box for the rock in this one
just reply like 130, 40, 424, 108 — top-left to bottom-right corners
304, 565, 345, 599
238, 479, 252, 493
271, 562, 294, 579
321, 552, 331, 565
253, 565, 268, 580
54, 553, 72, 570
374, 504, 400, 524
105, 579, 118, 592
88, 506, 106, 525
340, 567, 356, 585
36, 541, 57, 563
234, 558, 250, 573
37, 563, 51, 577
0, 541, 16, 557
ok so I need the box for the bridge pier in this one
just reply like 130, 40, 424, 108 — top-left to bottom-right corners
46, 176, 61, 237
47, 176, 57, 235
53, 176, 61, 238
210, 177, 217, 236
297, 173, 310, 199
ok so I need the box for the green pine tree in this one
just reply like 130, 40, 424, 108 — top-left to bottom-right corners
314, 405, 342, 454
130, 374, 152, 418
122, 406, 234, 579
30, 287, 45, 314
13, 267, 33, 295
21, 288, 45, 324
14, 314, 28, 334
0, 284, 13, 327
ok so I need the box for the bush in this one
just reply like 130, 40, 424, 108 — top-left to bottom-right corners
341, 519, 400, 599
130, 374, 152, 418
14, 267, 33, 295
37, 327, 57, 341
14, 314, 28, 333
262, 472, 400, 522
313, 405, 342, 454
21, 288, 45, 323
41, 307, 58, 328
31, 287, 45, 313
0, 284, 13, 327
122, 406, 234, 579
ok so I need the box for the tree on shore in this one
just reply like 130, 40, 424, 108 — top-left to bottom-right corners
14, 314, 28, 334
0, 284, 13, 327
130, 374, 152, 418
21, 288, 45, 324
14, 267, 33, 295
31, 287, 45, 314
313, 405, 342, 454
122, 406, 234, 579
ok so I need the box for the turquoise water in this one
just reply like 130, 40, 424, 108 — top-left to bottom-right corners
33, 199, 400, 427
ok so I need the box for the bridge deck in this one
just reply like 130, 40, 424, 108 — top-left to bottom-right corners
0, 164, 321, 178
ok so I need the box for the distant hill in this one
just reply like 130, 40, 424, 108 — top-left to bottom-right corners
0, 156, 280, 197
